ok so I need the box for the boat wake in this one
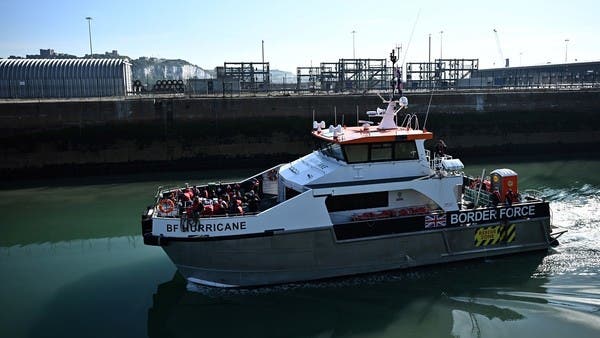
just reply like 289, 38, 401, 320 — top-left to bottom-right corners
541, 184, 600, 270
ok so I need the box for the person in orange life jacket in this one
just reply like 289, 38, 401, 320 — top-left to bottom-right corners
491, 188, 501, 206
483, 179, 491, 192
236, 199, 244, 215
188, 196, 202, 216
470, 177, 481, 190
505, 189, 515, 206
220, 199, 229, 213
202, 203, 214, 216
212, 199, 222, 214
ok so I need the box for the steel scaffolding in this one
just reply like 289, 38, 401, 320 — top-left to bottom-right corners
296, 66, 320, 92
223, 62, 270, 92
296, 59, 397, 93
406, 59, 478, 89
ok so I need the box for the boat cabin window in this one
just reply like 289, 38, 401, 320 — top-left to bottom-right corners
394, 142, 418, 160
320, 142, 345, 162
344, 141, 418, 163
344, 144, 369, 163
326, 191, 388, 212
285, 186, 301, 201
370, 143, 393, 161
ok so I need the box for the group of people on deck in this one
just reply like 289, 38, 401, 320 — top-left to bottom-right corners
164, 178, 262, 217
470, 178, 518, 206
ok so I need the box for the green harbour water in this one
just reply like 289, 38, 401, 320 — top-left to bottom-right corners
1, 159, 599, 338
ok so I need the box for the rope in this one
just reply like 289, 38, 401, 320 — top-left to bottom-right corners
423, 88, 434, 130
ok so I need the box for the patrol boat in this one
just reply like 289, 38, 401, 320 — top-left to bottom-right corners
141, 57, 563, 288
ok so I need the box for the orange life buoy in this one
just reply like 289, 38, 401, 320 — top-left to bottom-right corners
159, 199, 175, 214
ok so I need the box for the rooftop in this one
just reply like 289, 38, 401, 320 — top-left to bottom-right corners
312, 125, 433, 144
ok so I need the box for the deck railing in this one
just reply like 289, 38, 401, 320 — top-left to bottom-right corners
464, 186, 493, 207
426, 150, 454, 171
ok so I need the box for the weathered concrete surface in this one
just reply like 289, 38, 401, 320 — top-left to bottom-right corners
1, 89, 598, 130
0, 89, 599, 179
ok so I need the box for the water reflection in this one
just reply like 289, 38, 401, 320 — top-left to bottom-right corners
147, 253, 557, 338
0, 236, 174, 338
2, 162, 599, 338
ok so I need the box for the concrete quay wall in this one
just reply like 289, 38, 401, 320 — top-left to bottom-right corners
0, 89, 599, 179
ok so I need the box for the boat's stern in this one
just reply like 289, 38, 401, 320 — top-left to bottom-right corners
141, 206, 161, 246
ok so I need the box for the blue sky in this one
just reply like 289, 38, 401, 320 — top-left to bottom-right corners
1, 0, 598, 72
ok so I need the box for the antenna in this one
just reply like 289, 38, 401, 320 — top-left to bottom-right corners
334, 106, 337, 125
400, 9, 421, 67
389, 49, 397, 97
423, 91, 434, 130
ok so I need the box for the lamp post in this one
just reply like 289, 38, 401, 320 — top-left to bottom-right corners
428, 33, 431, 64
564, 38, 570, 63
439, 30, 444, 60
351, 30, 356, 58
519, 52, 523, 66
85, 16, 93, 58
428, 33, 432, 89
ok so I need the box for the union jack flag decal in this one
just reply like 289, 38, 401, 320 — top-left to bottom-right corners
425, 214, 447, 228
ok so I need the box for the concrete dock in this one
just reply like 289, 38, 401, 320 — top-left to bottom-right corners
1, 89, 599, 179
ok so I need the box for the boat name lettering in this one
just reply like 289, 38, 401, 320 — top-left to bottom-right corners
166, 221, 247, 233
449, 205, 536, 226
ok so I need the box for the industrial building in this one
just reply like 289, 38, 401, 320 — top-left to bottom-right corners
220, 62, 270, 93
187, 78, 241, 95
185, 62, 267, 95
296, 59, 395, 93
406, 59, 479, 89
460, 61, 600, 88
405, 59, 600, 90
0, 58, 133, 99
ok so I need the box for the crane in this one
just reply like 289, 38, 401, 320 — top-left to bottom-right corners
493, 28, 504, 67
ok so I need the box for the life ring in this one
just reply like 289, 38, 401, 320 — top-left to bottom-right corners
159, 199, 175, 214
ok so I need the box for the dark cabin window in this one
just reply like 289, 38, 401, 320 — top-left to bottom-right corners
285, 187, 301, 200
325, 192, 388, 212
343, 141, 418, 163
320, 142, 345, 161
370, 143, 393, 161
394, 142, 418, 160
344, 144, 369, 163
